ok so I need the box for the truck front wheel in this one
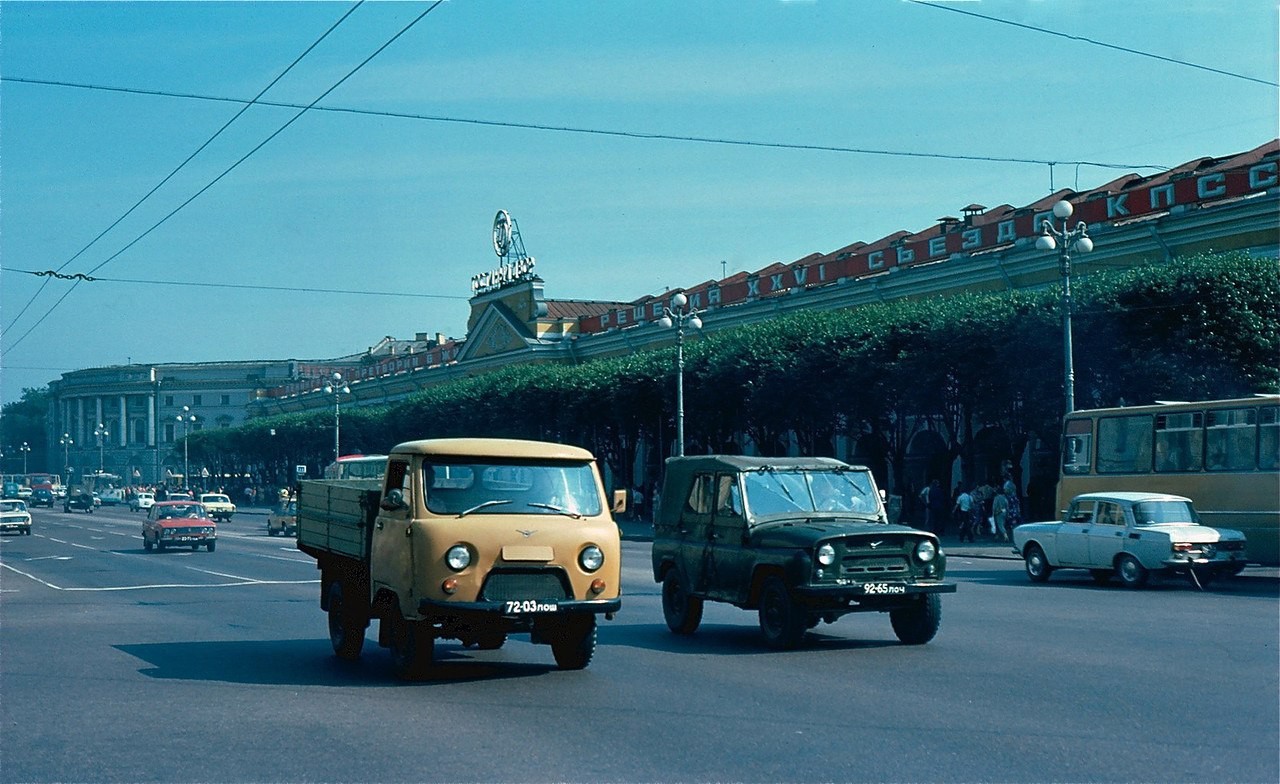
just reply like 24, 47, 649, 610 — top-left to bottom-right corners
549, 615, 597, 670
890, 594, 942, 645
662, 570, 703, 635
758, 576, 806, 650
327, 581, 366, 661
390, 617, 434, 680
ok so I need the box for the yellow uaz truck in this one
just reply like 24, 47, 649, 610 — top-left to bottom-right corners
296, 438, 623, 679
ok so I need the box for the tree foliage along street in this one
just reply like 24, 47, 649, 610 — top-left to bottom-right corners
12, 252, 1274, 503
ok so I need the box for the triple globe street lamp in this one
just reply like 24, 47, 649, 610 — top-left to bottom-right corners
93, 424, 109, 473
59, 433, 74, 485
19, 441, 31, 475
658, 292, 703, 457
1036, 199, 1094, 416
324, 372, 351, 466
177, 407, 197, 491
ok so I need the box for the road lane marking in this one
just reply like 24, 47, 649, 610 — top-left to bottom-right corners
0, 561, 318, 592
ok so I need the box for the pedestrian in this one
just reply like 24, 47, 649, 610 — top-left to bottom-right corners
992, 485, 1009, 542
1003, 479, 1022, 541
953, 486, 976, 543
921, 479, 946, 535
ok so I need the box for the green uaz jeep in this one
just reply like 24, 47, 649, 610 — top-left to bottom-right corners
651, 455, 956, 649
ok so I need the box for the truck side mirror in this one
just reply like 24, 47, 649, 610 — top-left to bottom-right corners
612, 489, 628, 514
380, 489, 408, 512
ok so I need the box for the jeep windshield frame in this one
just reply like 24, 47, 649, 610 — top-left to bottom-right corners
741, 466, 882, 522
423, 459, 604, 518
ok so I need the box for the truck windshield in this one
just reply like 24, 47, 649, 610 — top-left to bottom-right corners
742, 468, 879, 518
423, 461, 603, 517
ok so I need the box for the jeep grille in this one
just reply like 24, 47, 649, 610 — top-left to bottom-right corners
480, 569, 572, 602
837, 535, 917, 576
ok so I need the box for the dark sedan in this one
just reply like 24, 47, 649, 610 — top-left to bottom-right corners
30, 488, 56, 508
63, 491, 95, 513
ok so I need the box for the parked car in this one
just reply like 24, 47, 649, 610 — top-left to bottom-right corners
129, 492, 155, 512
0, 499, 33, 535
143, 501, 217, 552
266, 499, 297, 537
30, 488, 56, 508
63, 491, 95, 513
1012, 492, 1248, 588
198, 493, 237, 521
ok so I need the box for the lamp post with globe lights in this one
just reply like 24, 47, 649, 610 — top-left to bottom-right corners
657, 292, 703, 457
1036, 199, 1094, 415
60, 434, 74, 486
324, 372, 351, 466
93, 424, 109, 473
176, 407, 197, 491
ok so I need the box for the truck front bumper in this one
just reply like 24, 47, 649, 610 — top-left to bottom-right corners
791, 581, 956, 610
418, 596, 622, 617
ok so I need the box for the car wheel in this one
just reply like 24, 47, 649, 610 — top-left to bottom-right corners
1024, 544, 1053, 583
390, 616, 434, 681
550, 614, 597, 670
206, 541, 216, 552
156, 538, 165, 551
1117, 554, 1149, 588
267, 527, 277, 537
327, 581, 366, 661
662, 570, 704, 635
758, 576, 806, 650
1090, 569, 1112, 585
144, 536, 153, 551
890, 594, 943, 645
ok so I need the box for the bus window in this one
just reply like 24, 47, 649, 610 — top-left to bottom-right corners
1154, 412, 1204, 473
1206, 408, 1257, 471
1097, 414, 1153, 474
1261, 406, 1279, 472
1062, 435, 1092, 474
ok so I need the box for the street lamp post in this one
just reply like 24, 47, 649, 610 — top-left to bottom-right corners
1036, 199, 1094, 415
59, 434, 74, 486
658, 292, 703, 457
93, 424, 109, 473
19, 441, 32, 475
177, 406, 197, 491
323, 372, 351, 466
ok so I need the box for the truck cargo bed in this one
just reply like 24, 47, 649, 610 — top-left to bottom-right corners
296, 480, 380, 562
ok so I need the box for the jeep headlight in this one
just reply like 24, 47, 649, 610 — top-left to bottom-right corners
817, 543, 836, 566
915, 540, 937, 562
445, 544, 472, 571
579, 545, 604, 572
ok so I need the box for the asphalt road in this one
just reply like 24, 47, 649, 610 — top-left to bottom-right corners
2, 505, 1277, 783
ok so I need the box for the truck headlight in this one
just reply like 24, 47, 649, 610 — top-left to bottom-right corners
579, 545, 604, 572
445, 544, 471, 571
817, 543, 836, 566
915, 541, 937, 562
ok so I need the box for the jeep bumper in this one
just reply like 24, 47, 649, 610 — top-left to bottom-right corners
417, 597, 622, 617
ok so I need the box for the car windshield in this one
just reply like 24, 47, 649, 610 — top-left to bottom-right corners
742, 468, 880, 518
1, 500, 26, 513
1132, 500, 1199, 526
422, 461, 603, 517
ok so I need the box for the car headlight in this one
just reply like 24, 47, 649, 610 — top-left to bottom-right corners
915, 540, 937, 562
579, 545, 604, 572
817, 543, 836, 566
445, 544, 471, 571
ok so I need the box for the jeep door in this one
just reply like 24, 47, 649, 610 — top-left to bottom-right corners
705, 474, 752, 603
676, 473, 715, 595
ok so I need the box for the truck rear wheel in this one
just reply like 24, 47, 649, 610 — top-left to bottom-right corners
550, 615, 597, 670
390, 617, 434, 680
327, 581, 365, 660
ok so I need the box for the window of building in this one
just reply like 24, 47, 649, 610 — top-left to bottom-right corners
164, 395, 174, 407
192, 395, 202, 406
164, 424, 175, 442
221, 394, 231, 406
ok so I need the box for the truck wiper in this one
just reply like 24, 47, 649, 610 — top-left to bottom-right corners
526, 502, 583, 519
458, 499, 512, 517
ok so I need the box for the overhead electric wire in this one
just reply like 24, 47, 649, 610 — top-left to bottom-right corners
1, 1, 366, 337
2, 1, 445, 355
8, 267, 469, 301
1, 76, 1171, 173
906, 0, 1279, 88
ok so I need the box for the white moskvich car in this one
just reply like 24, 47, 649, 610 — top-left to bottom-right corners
1012, 492, 1247, 588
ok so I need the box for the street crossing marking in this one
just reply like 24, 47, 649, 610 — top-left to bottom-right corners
0, 561, 317, 592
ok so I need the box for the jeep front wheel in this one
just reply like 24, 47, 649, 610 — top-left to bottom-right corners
550, 615, 597, 670
758, 576, 806, 650
890, 594, 942, 645
662, 570, 703, 635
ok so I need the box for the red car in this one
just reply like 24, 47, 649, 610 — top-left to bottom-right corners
143, 501, 217, 552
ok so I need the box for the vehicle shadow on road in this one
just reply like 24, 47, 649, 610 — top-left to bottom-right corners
113, 639, 562, 686
602, 622, 900, 655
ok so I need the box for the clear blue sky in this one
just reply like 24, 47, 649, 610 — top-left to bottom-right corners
2, 0, 1276, 405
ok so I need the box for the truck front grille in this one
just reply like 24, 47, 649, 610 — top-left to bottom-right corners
480, 569, 571, 602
